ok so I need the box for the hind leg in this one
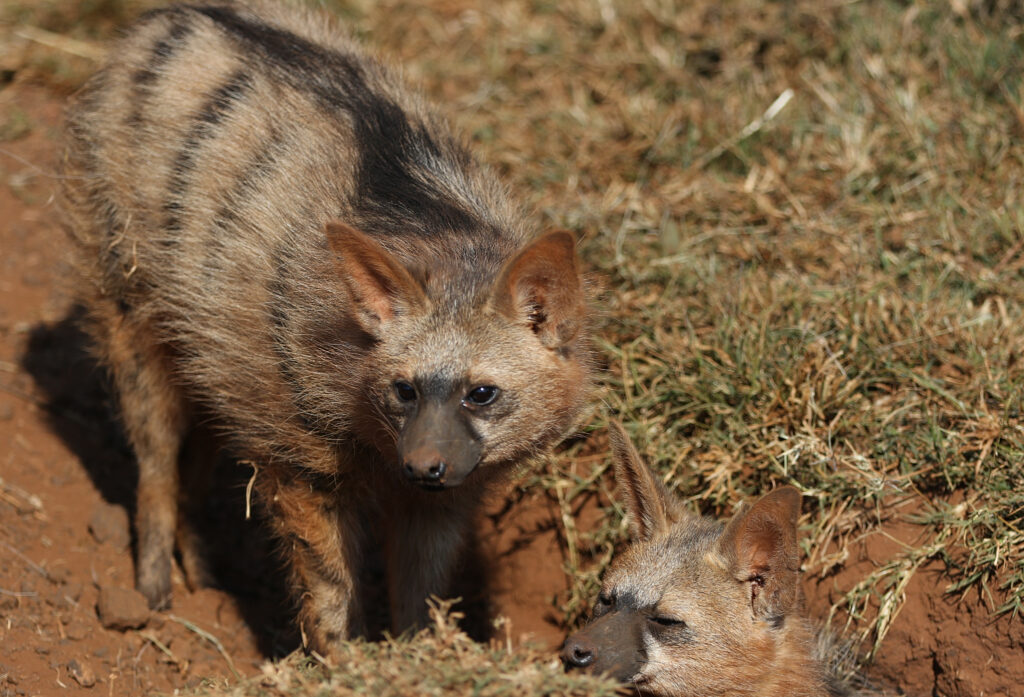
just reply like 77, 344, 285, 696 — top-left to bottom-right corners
100, 309, 189, 610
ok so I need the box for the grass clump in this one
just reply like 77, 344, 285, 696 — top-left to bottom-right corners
192, 601, 622, 697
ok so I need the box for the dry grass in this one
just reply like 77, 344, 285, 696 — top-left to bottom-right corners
192, 601, 622, 697
3, 0, 1024, 692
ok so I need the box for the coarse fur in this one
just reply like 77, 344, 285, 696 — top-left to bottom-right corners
561, 423, 877, 697
61, 0, 591, 656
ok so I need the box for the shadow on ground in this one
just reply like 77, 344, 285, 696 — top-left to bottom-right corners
20, 306, 299, 657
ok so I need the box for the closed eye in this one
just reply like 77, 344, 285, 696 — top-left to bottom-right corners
650, 616, 685, 627
593, 591, 615, 617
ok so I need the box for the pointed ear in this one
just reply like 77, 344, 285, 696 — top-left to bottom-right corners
326, 221, 426, 333
608, 421, 675, 541
718, 486, 803, 622
493, 230, 585, 348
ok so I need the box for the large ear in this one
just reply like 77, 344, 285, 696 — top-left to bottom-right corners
326, 221, 426, 333
492, 230, 585, 348
718, 486, 802, 622
608, 421, 675, 541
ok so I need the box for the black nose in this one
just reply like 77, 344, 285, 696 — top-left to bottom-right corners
561, 638, 595, 669
403, 459, 447, 482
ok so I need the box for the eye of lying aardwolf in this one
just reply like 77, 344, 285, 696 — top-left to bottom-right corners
595, 589, 686, 629
648, 614, 685, 628
593, 590, 615, 617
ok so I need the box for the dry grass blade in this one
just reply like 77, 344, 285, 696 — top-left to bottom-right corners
0, 539, 50, 580
693, 88, 795, 170
14, 26, 105, 61
139, 630, 187, 672
168, 614, 241, 681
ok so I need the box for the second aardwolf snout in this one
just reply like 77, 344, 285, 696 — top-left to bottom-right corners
563, 423, 870, 697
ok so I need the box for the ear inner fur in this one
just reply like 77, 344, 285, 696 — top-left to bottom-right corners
325, 221, 426, 331
608, 421, 673, 541
493, 230, 584, 348
719, 486, 803, 620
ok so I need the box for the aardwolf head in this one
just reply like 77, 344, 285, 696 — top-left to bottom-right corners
327, 222, 589, 489
562, 423, 811, 696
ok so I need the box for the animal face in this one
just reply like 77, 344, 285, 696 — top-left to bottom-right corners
331, 223, 589, 489
569, 523, 788, 695
365, 305, 588, 488
562, 423, 805, 696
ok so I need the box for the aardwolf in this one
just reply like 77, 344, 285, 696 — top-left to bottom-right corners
562, 424, 873, 696
62, 0, 590, 656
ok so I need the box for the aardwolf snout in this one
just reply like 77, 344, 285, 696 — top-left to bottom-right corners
401, 446, 449, 488
560, 637, 595, 668
398, 400, 481, 489
561, 609, 644, 682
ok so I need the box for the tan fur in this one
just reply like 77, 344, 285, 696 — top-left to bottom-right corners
562, 423, 874, 697
62, 0, 591, 656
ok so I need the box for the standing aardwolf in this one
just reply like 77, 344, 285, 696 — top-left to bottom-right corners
562, 424, 872, 696
62, 0, 590, 656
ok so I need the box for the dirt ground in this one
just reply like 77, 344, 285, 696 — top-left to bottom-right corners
1, 83, 1021, 697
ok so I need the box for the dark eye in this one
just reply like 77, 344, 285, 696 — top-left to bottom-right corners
593, 591, 614, 617
463, 385, 499, 407
650, 616, 685, 628
394, 381, 417, 402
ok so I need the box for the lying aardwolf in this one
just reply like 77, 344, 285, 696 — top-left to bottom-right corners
562, 423, 876, 697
